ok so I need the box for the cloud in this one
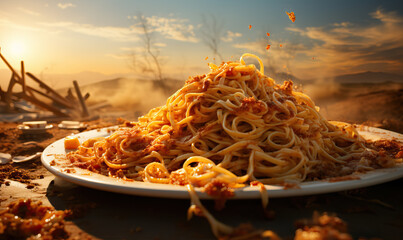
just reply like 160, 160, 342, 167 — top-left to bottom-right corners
221, 31, 242, 42
58, 3, 76, 9
154, 42, 167, 47
106, 53, 131, 60
128, 15, 198, 43
143, 16, 198, 43
371, 8, 401, 23
18, 7, 41, 16
285, 9, 403, 78
333, 22, 350, 27
40, 21, 141, 42
120, 47, 143, 52
0, 17, 45, 33
233, 39, 267, 55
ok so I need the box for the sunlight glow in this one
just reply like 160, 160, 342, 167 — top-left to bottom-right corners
9, 41, 26, 58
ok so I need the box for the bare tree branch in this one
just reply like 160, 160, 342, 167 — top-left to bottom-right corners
201, 14, 224, 63
130, 13, 166, 91
138, 15, 163, 81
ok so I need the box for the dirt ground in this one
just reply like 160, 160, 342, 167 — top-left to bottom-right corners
0, 119, 121, 239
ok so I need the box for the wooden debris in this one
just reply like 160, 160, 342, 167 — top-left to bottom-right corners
0, 49, 91, 119
73, 80, 90, 118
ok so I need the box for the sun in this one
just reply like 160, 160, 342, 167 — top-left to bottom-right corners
8, 41, 27, 58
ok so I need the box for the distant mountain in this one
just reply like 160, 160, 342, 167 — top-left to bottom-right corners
273, 72, 301, 83
78, 77, 183, 91
265, 71, 302, 84
334, 71, 403, 84
0, 67, 136, 90
42, 71, 137, 90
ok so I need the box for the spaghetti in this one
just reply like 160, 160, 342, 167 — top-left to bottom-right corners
67, 53, 400, 239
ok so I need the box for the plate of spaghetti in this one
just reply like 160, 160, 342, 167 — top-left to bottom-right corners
42, 53, 403, 238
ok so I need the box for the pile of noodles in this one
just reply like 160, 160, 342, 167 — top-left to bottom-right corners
68, 54, 395, 186
67, 53, 399, 239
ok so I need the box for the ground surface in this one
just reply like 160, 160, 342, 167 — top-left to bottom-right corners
1, 119, 403, 239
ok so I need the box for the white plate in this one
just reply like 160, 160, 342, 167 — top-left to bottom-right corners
41, 125, 403, 199
58, 123, 87, 130
18, 124, 53, 133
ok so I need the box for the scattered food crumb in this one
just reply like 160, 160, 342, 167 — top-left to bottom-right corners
0, 198, 71, 239
0, 164, 41, 186
286, 11, 296, 22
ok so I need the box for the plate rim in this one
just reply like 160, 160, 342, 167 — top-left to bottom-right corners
58, 123, 88, 130
41, 125, 403, 199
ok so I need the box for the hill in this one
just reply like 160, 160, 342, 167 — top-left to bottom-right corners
334, 71, 403, 84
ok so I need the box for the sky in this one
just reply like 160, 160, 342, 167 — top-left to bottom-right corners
0, 0, 402, 88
